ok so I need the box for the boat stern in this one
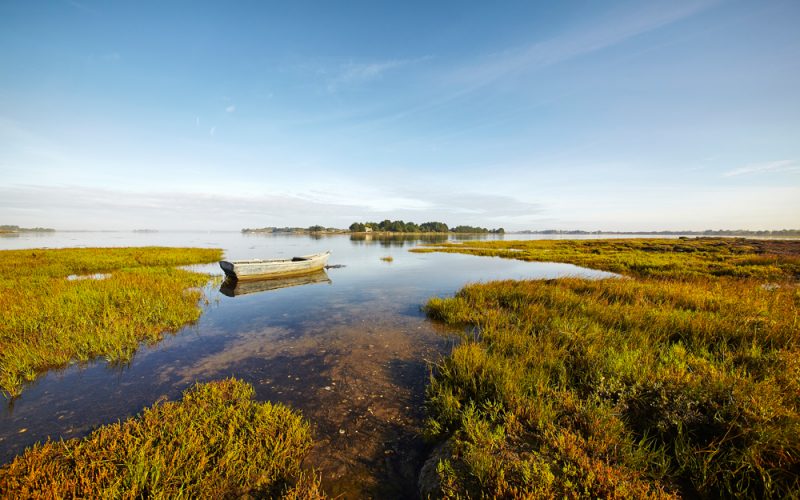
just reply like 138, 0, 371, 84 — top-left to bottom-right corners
219, 260, 237, 279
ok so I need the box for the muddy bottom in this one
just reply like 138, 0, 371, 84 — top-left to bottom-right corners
154, 309, 456, 498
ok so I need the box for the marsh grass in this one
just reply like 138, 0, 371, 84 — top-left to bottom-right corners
0, 378, 323, 498
411, 237, 800, 280
420, 238, 800, 498
0, 247, 222, 397
381, 255, 394, 262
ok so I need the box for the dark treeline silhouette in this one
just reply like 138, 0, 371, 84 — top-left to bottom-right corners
349, 220, 504, 234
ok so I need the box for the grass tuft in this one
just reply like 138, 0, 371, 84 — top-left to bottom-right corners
0, 378, 323, 498
0, 247, 223, 397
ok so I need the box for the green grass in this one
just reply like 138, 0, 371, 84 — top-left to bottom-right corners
411, 237, 800, 280
420, 238, 800, 498
0, 378, 323, 498
0, 247, 223, 397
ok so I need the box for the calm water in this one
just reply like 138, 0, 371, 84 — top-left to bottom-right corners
0, 231, 617, 497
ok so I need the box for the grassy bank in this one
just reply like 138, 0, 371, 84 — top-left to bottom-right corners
0, 247, 222, 397
0, 378, 323, 498
420, 238, 799, 498
411, 237, 800, 280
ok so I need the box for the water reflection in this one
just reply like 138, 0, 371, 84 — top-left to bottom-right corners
349, 233, 449, 247
0, 232, 616, 498
219, 270, 332, 297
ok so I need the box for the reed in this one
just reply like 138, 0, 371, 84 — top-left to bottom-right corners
421, 238, 800, 498
0, 247, 223, 397
0, 378, 323, 498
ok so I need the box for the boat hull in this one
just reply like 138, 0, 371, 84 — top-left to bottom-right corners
219, 252, 330, 281
220, 269, 331, 297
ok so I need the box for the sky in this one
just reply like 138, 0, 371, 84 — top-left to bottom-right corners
1, 0, 798, 231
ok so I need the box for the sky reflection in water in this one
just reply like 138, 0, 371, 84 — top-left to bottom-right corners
0, 232, 616, 497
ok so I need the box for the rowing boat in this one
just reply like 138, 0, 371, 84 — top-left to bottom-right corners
219, 251, 330, 280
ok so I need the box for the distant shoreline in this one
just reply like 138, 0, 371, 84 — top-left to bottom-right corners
0, 227, 55, 234
518, 229, 800, 237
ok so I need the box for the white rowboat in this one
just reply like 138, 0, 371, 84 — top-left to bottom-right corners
219, 251, 330, 281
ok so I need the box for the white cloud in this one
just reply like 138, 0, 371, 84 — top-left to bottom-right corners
225, 105, 236, 113
0, 184, 544, 231
209, 126, 216, 136
327, 56, 432, 91
723, 160, 799, 177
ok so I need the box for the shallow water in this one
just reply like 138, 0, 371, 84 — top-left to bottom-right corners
0, 232, 616, 497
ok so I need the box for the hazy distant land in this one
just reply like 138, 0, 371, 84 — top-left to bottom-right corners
0, 225, 55, 234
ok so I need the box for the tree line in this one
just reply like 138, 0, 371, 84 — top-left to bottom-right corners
348, 220, 504, 234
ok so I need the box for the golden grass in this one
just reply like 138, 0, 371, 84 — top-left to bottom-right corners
0, 378, 323, 498
420, 238, 800, 498
0, 247, 222, 397
411, 237, 800, 280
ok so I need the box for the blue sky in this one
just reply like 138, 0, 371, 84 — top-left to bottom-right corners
1, 0, 798, 230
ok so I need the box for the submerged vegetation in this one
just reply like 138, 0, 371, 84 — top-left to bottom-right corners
0, 378, 322, 498
420, 238, 800, 498
0, 247, 222, 397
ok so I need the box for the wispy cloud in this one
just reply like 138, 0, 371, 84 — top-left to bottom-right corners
65, 0, 97, 15
209, 126, 216, 136
225, 105, 236, 113
0, 116, 68, 164
342, 1, 719, 131
723, 160, 799, 177
0, 184, 547, 230
448, 1, 720, 89
326, 56, 432, 91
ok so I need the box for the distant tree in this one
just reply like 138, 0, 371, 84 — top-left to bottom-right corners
452, 225, 489, 233
308, 225, 325, 233
349, 222, 366, 232
419, 221, 448, 233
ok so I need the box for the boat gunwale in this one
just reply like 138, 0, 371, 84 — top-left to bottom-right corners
219, 251, 330, 281
224, 251, 330, 265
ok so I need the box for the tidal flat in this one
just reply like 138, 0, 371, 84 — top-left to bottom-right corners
2, 232, 613, 497
1, 234, 797, 498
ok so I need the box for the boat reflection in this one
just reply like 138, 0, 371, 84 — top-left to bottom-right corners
219, 269, 332, 297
